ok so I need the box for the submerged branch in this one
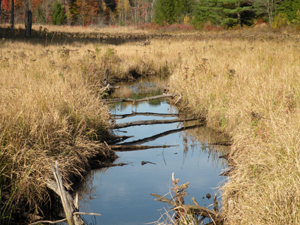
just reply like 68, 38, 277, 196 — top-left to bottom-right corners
120, 124, 205, 146
105, 93, 180, 103
111, 111, 180, 119
111, 144, 176, 151
111, 117, 202, 129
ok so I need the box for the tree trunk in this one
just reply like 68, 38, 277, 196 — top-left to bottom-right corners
10, 0, 14, 36
237, 2, 241, 27
0, 0, 2, 18
25, 3, 32, 37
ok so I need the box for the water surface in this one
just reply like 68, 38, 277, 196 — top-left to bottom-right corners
77, 81, 228, 225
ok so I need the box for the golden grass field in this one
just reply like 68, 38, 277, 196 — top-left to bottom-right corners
169, 37, 300, 224
1, 24, 300, 224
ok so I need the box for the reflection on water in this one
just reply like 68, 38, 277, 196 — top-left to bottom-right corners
77, 80, 228, 225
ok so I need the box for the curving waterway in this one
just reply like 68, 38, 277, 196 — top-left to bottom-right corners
76, 80, 229, 225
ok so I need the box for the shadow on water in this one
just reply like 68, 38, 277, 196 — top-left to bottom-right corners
75, 79, 229, 225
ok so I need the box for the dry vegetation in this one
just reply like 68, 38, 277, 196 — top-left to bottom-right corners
0, 29, 179, 223
169, 36, 300, 224
1, 24, 300, 224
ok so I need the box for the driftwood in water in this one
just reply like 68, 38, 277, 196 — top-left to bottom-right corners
100, 84, 120, 94
151, 193, 224, 224
119, 124, 205, 146
111, 144, 176, 151
111, 117, 200, 129
108, 135, 134, 144
89, 161, 128, 169
112, 111, 179, 119
105, 93, 180, 103
34, 161, 101, 225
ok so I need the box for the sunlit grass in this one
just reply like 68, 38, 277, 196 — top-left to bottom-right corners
169, 38, 300, 224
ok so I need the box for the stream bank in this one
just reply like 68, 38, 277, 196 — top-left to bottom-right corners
75, 79, 229, 225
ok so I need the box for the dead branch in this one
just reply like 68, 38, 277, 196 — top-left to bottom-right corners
111, 112, 179, 119
30, 218, 67, 225
104, 93, 180, 103
44, 161, 102, 225
120, 124, 205, 146
151, 193, 223, 223
89, 161, 128, 169
111, 144, 176, 151
111, 117, 200, 129
108, 135, 134, 144
99, 84, 120, 95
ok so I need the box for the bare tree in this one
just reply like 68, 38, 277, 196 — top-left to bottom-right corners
251, 0, 280, 24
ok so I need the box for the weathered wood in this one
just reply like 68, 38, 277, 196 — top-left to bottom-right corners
105, 93, 180, 103
111, 117, 199, 129
112, 112, 179, 119
120, 124, 205, 146
103, 69, 109, 85
108, 135, 134, 144
111, 144, 176, 151
50, 161, 76, 225
151, 193, 223, 222
100, 84, 120, 94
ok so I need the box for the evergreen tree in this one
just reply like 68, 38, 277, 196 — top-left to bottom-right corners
192, 0, 222, 25
277, 0, 300, 23
221, 0, 252, 27
174, 0, 195, 22
154, 0, 175, 24
251, 0, 280, 24
52, 1, 66, 25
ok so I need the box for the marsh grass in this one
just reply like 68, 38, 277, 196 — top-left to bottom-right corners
169, 37, 300, 224
0, 34, 183, 222
2, 25, 300, 224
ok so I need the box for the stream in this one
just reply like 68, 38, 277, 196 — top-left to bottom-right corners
76, 80, 229, 225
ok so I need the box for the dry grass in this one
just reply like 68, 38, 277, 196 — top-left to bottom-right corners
2, 25, 300, 224
168, 37, 300, 224
0, 33, 183, 222
0, 41, 118, 221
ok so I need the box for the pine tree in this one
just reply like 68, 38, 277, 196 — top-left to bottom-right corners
221, 0, 252, 27
277, 0, 300, 23
192, 0, 222, 25
52, 1, 66, 25
153, 0, 175, 24
174, 0, 195, 22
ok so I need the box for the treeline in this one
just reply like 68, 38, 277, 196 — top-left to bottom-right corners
0, 0, 300, 28
154, 0, 300, 29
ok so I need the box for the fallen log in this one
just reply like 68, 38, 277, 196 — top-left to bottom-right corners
107, 135, 134, 144
120, 124, 205, 146
112, 111, 180, 119
111, 117, 201, 129
105, 93, 180, 103
111, 144, 176, 151
89, 160, 128, 169
33, 161, 101, 225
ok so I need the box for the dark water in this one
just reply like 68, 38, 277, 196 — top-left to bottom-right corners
77, 82, 228, 225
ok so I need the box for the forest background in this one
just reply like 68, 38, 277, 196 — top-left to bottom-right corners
0, 0, 300, 30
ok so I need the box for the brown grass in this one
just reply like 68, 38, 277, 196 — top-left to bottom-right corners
168, 37, 300, 224
0, 40, 117, 221
2, 24, 300, 224
0, 31, 181, 222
